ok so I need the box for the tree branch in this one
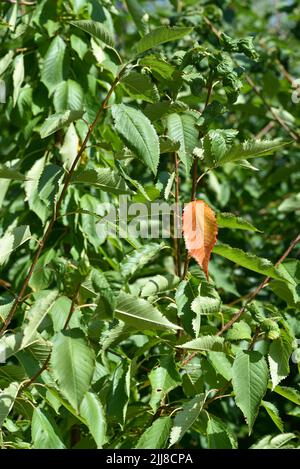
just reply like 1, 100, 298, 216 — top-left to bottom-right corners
181, 233, 300, 367
182, 75, 213, 279
21, 353, 51, 391
173, 152, 181, 277
0, 66, 127, 337
217, 232, 300, 336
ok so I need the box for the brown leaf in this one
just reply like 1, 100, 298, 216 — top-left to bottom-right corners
183, 200, 218, 279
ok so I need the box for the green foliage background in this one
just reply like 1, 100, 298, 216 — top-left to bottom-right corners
0, 0, 299, 450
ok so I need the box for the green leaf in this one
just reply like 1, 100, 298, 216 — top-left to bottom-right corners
140, 55, 175, 80
203, 129, 237, 166
0, 332, 47, 363
217, 212, 261, 232
232, 350, 269, 433
0, 382, 20, 427
53, 79, 84, 112
0, 300, 14, 324
70, 34, 88, 60
136, 416, 172, 448
38, 164, 64, 207
0, 164, 26, 181
0, 50, 14, 76
22, 290, 59, 345
121, 71, 158, 103
70, 20, 115, 48
25, 157, 48, 224
178, 335, 226, 352
134, 26, 193, 55
143, 102, 171, 122
40, 110, 84, 138
278, 193, 300, 213
111, 104, 160, 175
0, 225, 31, 266
13, 54, 24, 107
250, 433, 296, 449
116, 161, 154, 200
167, 113, 198, 172
60, 123, 79, 170
175, 279, 200, 338
189, 295, 220, 337
261, 400, 284, 432
216, 139, 290, 166
140, 274, 179, 297
227, 321, 252, 341
287, 407, 300, 418
107, 361, 130, 425
121, 243, 165, 279
270, 260, 300, 306
50, 329, 95, 412
48, 296, 73, 333
72, 168, 130, 195
273, 386, 300, 405
78, 194, 106, 249
207, 415, 238, 449
159, 136, 180, 154
213, 243, 289, 282
164, 171, 175, 200
125, 0, 149, 36
41, 36, 67, 93
191, 296, 221, 316
32, 408, 65, 449
220, 33, 259, 60
268, 332, 293, 390
80, 392, 107, 448
81, 268, 116, 320
207, 352, 233, 381
149, 355, 181, 412
115, 292, 181, 331
169, 393, 206, 446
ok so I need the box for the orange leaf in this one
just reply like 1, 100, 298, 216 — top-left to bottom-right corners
183, 200, 218, 279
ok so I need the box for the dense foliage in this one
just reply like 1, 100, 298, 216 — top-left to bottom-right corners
0, 0, 299, 450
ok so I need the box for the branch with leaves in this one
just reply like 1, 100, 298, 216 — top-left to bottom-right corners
0, 66, 127, 337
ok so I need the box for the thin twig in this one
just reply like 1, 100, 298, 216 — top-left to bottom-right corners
245, 74, 300, 142
173, 152, 181, 277
21, 354, 51, 391
190, 156, 199, 203
276, 58, 294, 85
204, 383, 232, 406
181, 233, 300, 367
0, 66, 127, 337
182, 76, 213, 279
63, 285, 80, 330
248, 327, 261, 351
255, 121, 275, 139
217, 233, 300, 336
181, 351, 197, 367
